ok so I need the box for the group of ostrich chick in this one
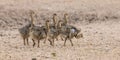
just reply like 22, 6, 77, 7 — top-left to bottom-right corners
18, 10, 83, 47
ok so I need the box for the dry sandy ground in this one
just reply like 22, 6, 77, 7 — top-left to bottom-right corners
0, 0, 120, 60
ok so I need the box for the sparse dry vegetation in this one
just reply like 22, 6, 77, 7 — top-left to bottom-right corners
0, 0, 120, 60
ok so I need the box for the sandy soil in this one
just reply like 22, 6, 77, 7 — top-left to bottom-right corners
0, 0, 120, 60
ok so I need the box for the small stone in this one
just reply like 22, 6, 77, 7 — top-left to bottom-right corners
51, 52, 56, 57
32, 58, 36, 60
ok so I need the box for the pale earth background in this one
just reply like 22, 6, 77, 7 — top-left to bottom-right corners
0, 0, 120, 60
